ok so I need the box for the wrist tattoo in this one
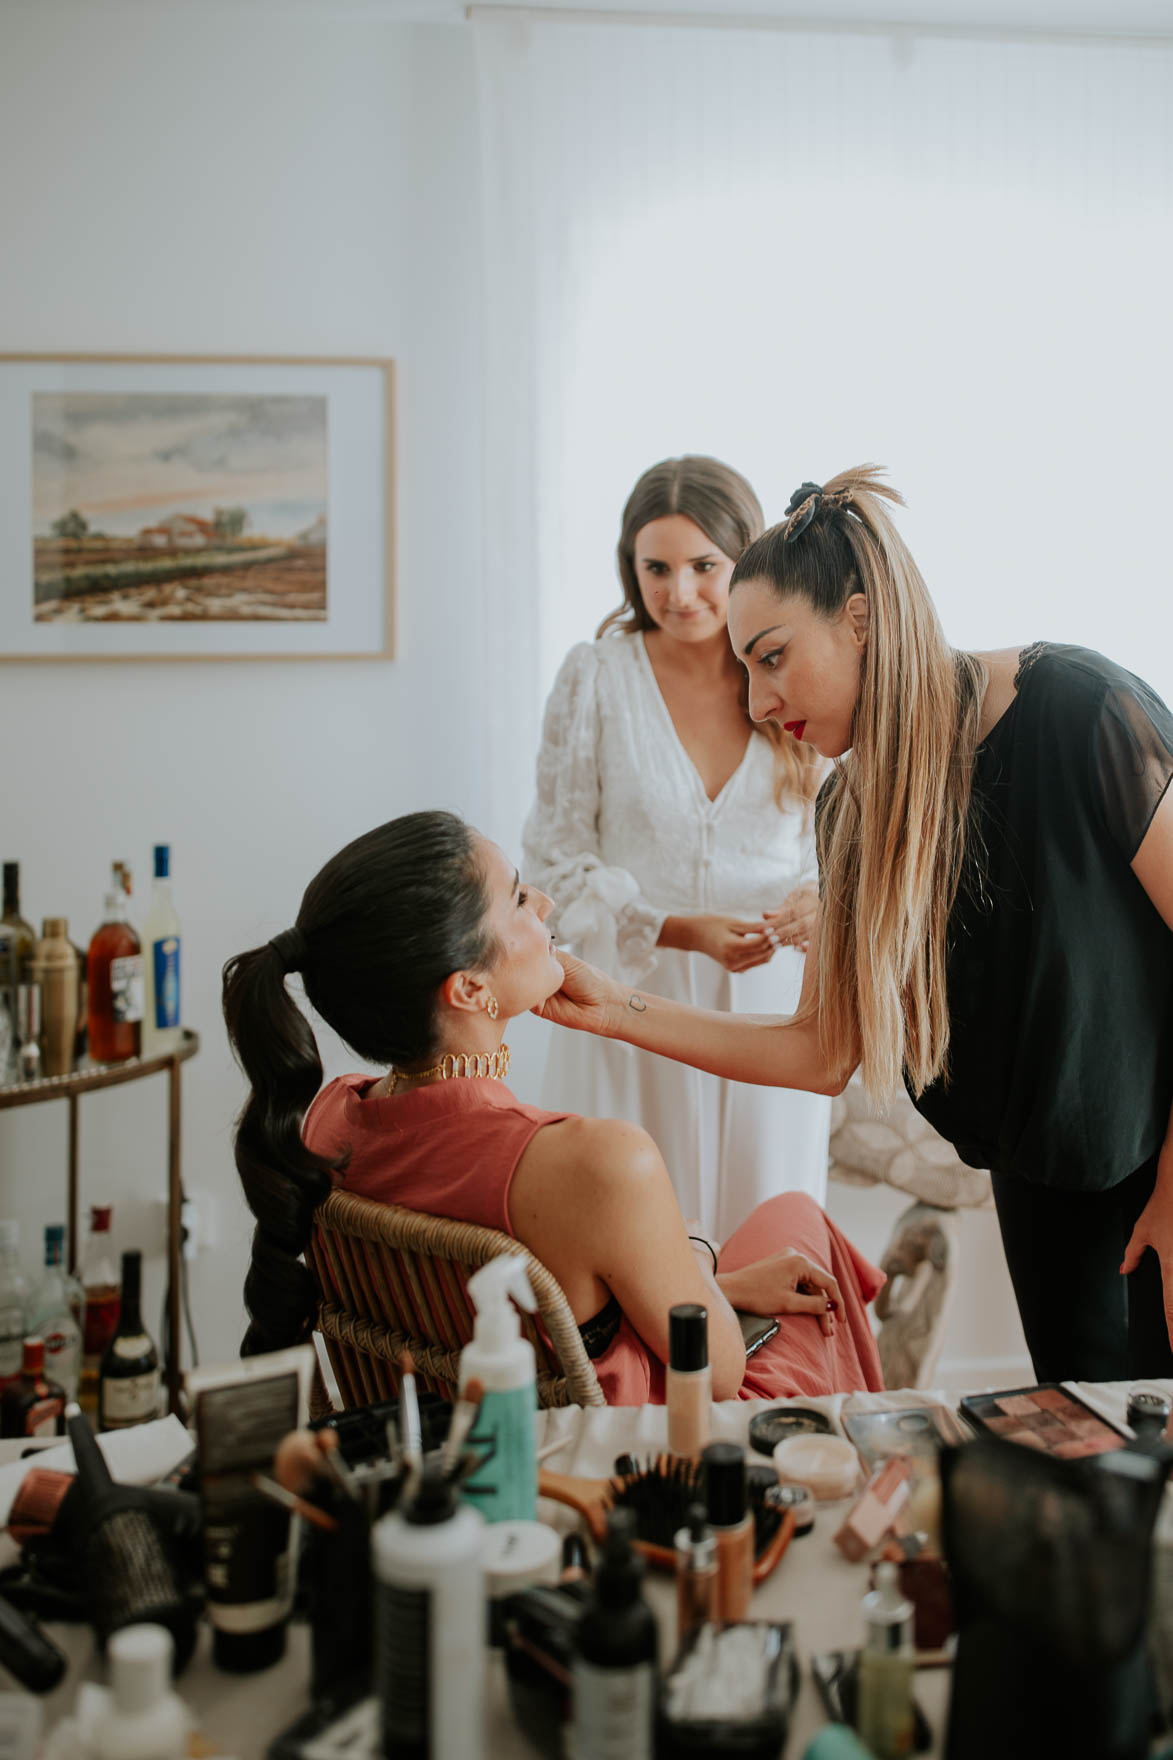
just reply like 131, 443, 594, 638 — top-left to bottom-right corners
628, 994, 647, 1013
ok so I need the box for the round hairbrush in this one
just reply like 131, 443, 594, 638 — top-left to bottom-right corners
538, 1455, 797, 1586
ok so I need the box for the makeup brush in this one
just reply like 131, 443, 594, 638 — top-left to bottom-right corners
251, 1473, 340, 1534
439, 1377, 485, 1477
316, 1427, 364, 1502
397, 1351, 423, 1471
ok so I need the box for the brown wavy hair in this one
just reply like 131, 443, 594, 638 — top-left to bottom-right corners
597, 455, 823, 813
731, 466, 988, 1099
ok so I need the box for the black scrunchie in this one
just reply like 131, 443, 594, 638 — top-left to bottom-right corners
268, 925, 307, 974
784, 480, 823, 541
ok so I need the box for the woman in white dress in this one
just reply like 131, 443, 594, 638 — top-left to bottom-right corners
523, 456, 830, 1240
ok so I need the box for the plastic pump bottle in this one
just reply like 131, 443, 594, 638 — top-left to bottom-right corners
458, 1255, 538, 1523
91, 1623, 188, 1760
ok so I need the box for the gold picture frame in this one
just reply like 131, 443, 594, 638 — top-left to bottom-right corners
0, 353, 395, 661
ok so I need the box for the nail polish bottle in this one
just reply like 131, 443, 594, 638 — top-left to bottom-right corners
667, 1304, 711, 1458
703, 1442, 753, 1622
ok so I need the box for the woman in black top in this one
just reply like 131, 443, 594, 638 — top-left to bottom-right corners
539, 467, 1173, 1382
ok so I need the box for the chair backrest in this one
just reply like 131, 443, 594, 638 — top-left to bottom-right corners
306, 1187, 606, 1410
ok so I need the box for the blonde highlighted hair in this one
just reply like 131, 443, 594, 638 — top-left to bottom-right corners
597, 455, 823, 814
731, 466, 987, 1098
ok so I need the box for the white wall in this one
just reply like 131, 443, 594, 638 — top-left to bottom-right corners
0, 2, 1037, 1391
0, 7, 521, 1367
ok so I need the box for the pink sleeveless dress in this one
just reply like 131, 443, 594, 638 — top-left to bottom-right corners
304, 1074, 883, 1405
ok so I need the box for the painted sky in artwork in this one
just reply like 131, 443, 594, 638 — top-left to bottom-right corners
32, 392, 327, 539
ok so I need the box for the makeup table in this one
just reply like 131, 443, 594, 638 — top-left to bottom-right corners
2, 1380, 1159, 1759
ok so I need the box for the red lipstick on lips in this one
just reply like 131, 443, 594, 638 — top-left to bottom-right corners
783, 719, 806, 740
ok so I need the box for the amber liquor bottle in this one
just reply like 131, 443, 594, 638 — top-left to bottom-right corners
79, 1204, 120, 1420
87, 865, 142, 1065
0, 1337, 66, 1439
98, 1250, 161, 1431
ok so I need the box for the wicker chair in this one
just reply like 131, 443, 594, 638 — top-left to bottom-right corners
306, 1187, 606, 1411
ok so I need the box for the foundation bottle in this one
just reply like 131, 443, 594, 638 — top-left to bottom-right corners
667, 1303, 711, 1457
703, 1441, 754, 1622
674, 1502, 717, 1641
29, 919, 79, 1078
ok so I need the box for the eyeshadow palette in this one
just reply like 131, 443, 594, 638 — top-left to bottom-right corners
959, 1384, 1129, 1459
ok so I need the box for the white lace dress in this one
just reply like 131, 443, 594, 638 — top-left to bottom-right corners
522, 633, 831, 1239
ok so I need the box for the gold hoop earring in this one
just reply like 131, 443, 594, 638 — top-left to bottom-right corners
486, 996, 499, 1020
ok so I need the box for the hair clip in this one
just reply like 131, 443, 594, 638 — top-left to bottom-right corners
783, 481, 823, 542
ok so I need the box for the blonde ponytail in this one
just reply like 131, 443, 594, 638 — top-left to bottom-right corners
732, 466, 986, 1097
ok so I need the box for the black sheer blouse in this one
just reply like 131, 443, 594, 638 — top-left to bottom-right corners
909, 644, 1173, 1191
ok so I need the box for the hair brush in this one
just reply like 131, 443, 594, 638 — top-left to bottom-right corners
538, 1454, 796, 1584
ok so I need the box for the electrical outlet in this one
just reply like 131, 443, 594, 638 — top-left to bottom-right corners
158, 1192, 218, 1259
180, 1197, 199, 1261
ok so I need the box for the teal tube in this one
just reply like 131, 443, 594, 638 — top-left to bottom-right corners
802, 1727, 879, 1760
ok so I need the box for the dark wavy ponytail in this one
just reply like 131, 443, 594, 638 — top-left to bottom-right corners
223, 811, 497, 1356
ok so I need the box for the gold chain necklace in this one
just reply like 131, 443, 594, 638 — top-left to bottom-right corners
386, 1043, 510, 1093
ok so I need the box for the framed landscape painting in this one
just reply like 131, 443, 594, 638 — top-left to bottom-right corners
0, 355, 394, 660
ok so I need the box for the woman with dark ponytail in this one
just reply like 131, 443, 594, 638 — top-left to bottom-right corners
223, 810, 885, 1404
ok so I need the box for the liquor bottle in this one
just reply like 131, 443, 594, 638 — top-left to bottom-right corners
0, 863, 35, 987
0, 1222, 27, 1391
87, 866, 143, 1065
26, 1224, 82, 1400
0, 1338, 66, 1440
28, 919, 79, 1078
141, 845, 182, 1059
79, 1205, 120, 1420
98, 1250, 161, 1431
0, 864, 35, 1079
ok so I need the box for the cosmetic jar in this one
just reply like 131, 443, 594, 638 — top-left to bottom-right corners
747, 1405, 833, 1457
1127, 1386, 1172, 1440
667, 1305, 711, 1458
773, 1434, 860, 1501
764, 1481, 815, 1537
482, 1519, 561, 1645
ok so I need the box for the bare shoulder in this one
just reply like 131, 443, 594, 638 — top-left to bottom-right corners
973, 646, 1026, 739
520, 1114, 664, 1184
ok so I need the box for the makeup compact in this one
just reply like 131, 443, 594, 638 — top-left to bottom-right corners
959, 1384, 1129, 1459
747, 1405, 832, 1458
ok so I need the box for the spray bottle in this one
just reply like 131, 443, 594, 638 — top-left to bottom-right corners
459, 1256, 538, 1523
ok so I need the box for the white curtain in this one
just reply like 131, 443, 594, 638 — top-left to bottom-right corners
472, 10, 1173, 854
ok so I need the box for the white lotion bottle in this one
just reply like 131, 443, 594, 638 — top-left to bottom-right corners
372, 1465, 485, 1759
91, 1624, 189, 1760
459, 1256, 538, 1522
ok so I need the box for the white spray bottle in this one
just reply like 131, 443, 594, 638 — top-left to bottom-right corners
459, 1256, 538, 1523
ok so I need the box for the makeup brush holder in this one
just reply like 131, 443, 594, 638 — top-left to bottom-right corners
940, 1436, 1170, 1760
